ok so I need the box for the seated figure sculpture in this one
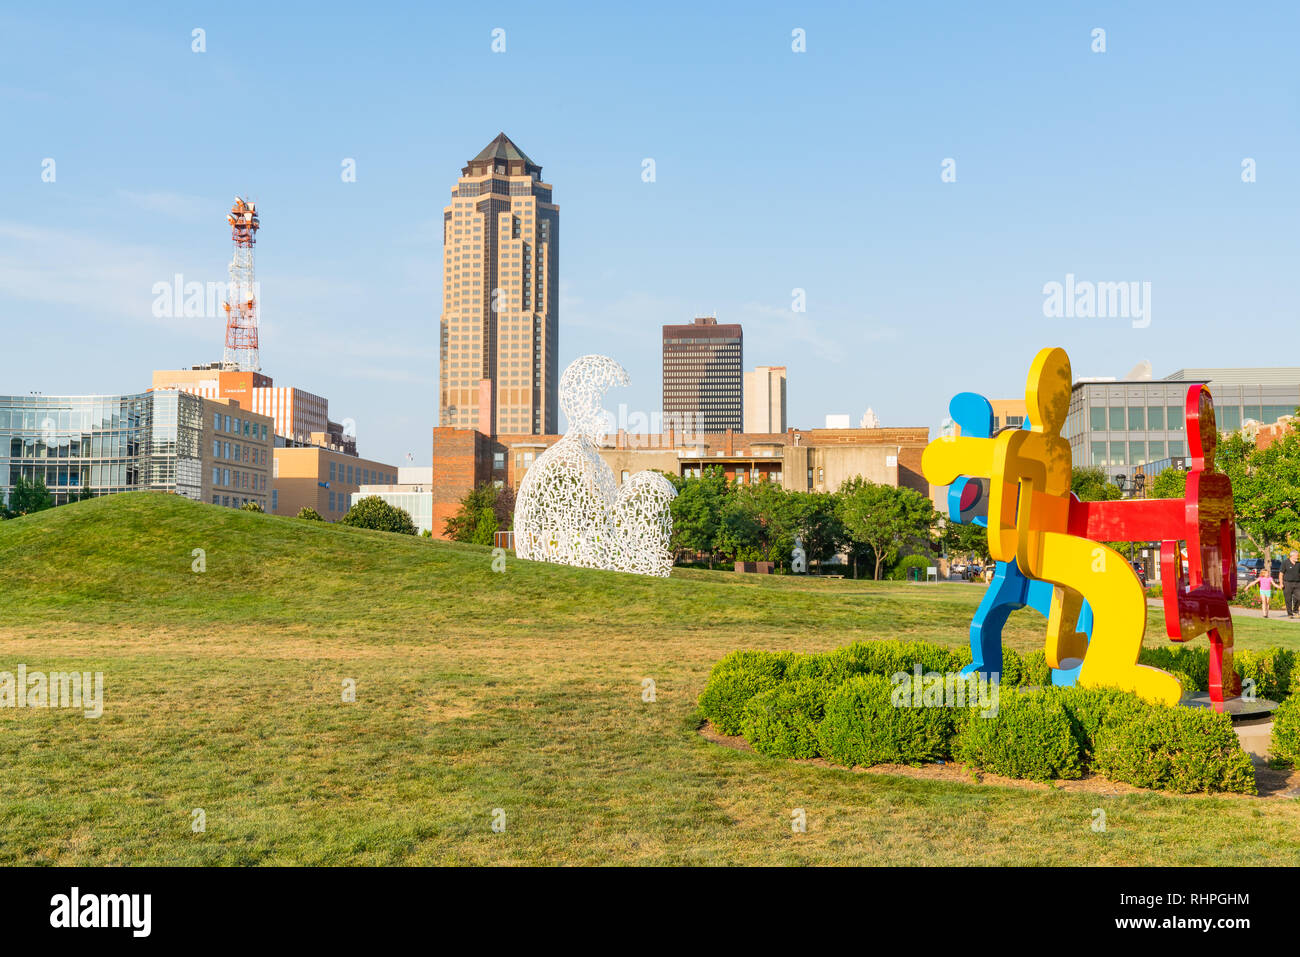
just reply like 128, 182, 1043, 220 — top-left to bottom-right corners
512, 355, 677, 577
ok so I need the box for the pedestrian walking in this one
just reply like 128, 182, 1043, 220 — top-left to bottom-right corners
1245, 568, 1277, 617
1283, 550, 1300, 618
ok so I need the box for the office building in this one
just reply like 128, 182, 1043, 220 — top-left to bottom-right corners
1, 391, 272, 511
439, 133, 560, 436
744, 366, 786, 433
662, 316, 742, 433
151, 365, 338, 449
1066, 366, 1300, 481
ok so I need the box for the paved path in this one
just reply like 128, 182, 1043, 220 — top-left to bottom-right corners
1146, 596, 1300, 621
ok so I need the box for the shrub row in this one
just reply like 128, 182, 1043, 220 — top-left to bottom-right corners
700, 639, 1262, 794
1271, 695, 1300, 768
1138, 645, 1295, 701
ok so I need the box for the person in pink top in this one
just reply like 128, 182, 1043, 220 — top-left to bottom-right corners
1245, 567, 1277, 617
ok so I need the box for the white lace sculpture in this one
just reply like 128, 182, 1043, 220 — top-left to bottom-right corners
513, 355, 676, 576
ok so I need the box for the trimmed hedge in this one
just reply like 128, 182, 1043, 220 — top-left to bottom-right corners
697, 638, 1267, 794
742, 678, 830, 759
698, 650, 792, 736
1270, 695, 1300, 768
1092, 706, 1256, 794
955, 687, 1083, 781
1137, 645, 1294, 700
1052, 685, 1147, 760
1236, 648, 1295, 702
818, 674, 954, 767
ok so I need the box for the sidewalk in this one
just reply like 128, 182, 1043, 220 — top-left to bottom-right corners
1146, 596, 1300, 621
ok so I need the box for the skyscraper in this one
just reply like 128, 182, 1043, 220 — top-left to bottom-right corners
744, 365, 786, 433
439, 133, 559, 436
662, 316, 743, 433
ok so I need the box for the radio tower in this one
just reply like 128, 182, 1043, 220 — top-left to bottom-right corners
221, 196, 261, 372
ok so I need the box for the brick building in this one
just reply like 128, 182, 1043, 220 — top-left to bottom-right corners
429, 424, 930, 539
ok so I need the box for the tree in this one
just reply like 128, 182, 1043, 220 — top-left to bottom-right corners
669, 467, 727, 566
296, 507, 324, 521
940, 516, 990, 566
1149, 467, 1186, 500
7, 475, 54, 517
836, 479, 938, 580
341, 496, 417, 535
792, 491, 845, 570
1071, 466, 1122, 502
1223, 432, 1300, 564
444, 482, 514, 543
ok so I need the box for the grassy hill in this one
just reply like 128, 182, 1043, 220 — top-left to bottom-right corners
0, 493, 1296, 865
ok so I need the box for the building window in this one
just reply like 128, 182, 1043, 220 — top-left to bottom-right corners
1127, 407, 1145, 430
1108, 407, 1125, 431
329, 462, 336, 481
1147, 406, 1165, 430
329, 491, 336, 511
271, 489, 278, 511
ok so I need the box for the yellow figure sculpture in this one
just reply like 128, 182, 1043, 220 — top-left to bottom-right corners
923, 347, 1181, 705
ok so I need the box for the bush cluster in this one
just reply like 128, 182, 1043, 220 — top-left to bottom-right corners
697, 638, 1264, 794
1270, 695, 1300, 768
1138, 645, 1294, 701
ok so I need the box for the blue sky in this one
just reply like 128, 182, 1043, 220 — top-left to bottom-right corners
2, 1, 1296, 465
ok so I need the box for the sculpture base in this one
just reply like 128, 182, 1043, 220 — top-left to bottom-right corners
1179, 693, 1278, 721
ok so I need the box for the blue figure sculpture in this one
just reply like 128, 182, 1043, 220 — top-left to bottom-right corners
945, 392, 1091, 686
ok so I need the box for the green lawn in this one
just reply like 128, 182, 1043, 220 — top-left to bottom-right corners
0, 493, 1296, 865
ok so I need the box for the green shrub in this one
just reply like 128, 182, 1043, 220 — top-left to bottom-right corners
340, 496, 417, 535
1022, 649, 1051, 688
888, 554, 933, 581
1270, 695, 1300, 767
742, 677, 832, 759
698, 650, 792, 736
999, 646, 1025, 686
1139, 646, 1209, 693
1092, 706, 1256, 794
239, 501, 264, 513
954, 688, 1084, 781
296, 507, 324, 521
1053, 685, 1148, 760
818, 674, 954, 767
1235, 648, 1295, 701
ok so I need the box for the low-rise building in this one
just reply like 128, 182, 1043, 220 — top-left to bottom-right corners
271, 446, 398, 521
429, 424, 930, 540
352, 467, 434, 535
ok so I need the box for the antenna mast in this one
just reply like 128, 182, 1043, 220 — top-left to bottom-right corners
221, 196, 261, 371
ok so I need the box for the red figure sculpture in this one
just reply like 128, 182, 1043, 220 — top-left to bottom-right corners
1066, 384, 1239, 708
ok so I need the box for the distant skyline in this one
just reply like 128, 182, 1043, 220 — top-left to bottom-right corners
2, 2, 1297, 466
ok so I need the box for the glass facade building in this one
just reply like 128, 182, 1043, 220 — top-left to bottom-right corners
1, 391, 204, 508
1066, 368, 1300, 482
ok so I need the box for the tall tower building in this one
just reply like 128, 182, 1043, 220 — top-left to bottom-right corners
439, 133, 559, 436
662, 316, 743, 433
744, 365, 787, 433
